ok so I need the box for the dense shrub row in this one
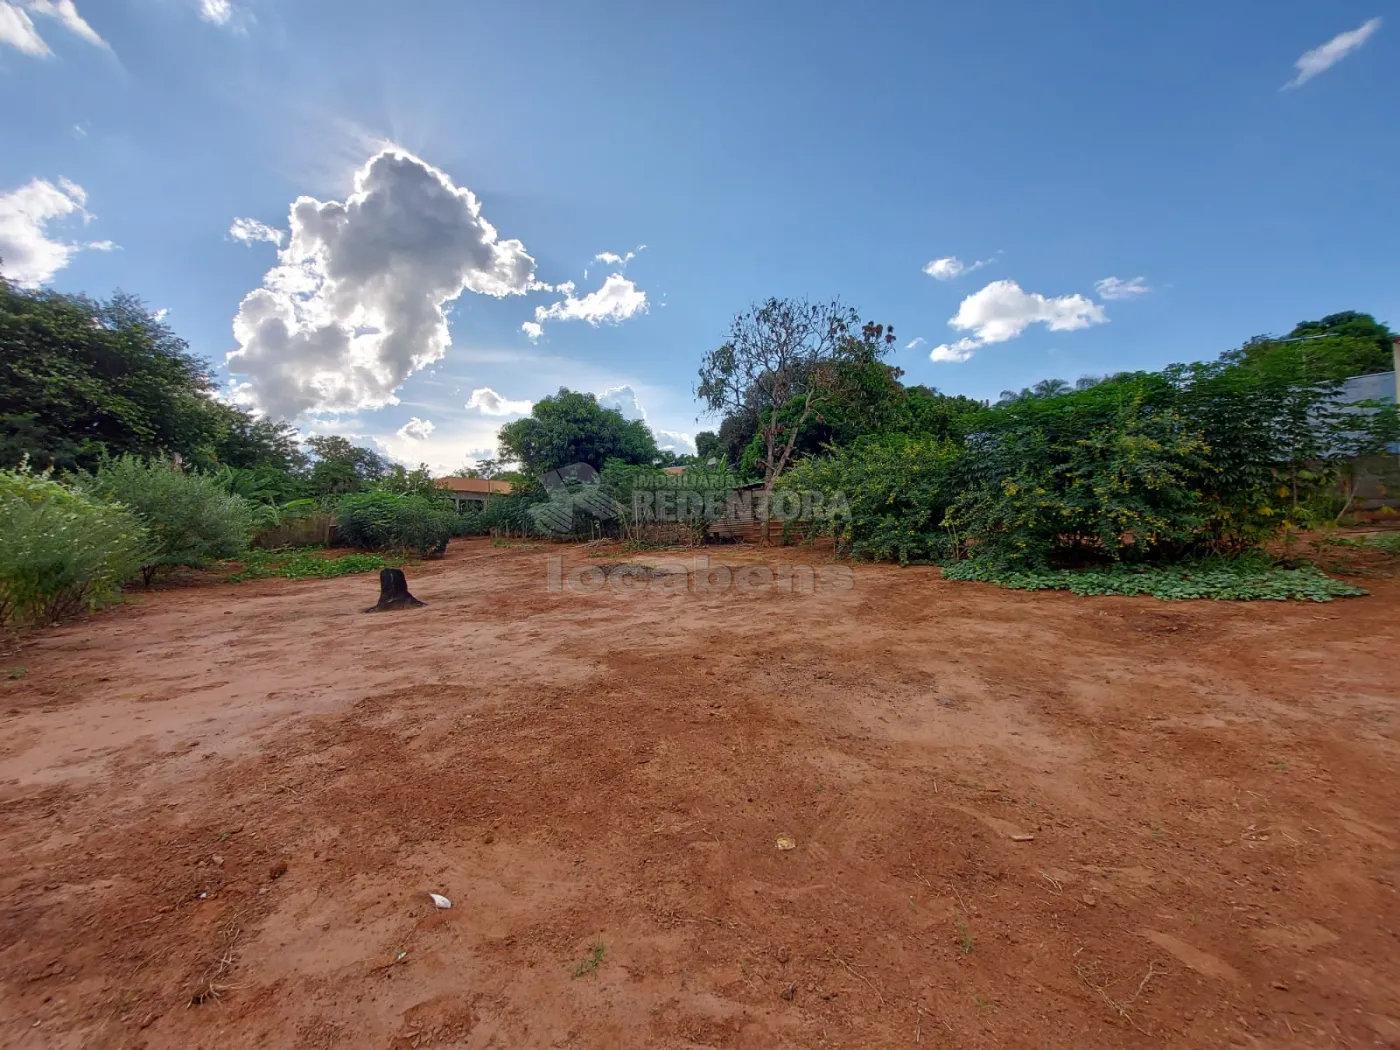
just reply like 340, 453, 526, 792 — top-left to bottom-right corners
780, 361, 1399, 573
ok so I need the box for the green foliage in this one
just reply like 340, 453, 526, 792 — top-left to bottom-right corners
477, 487, 547, 537
377, 463, 440, 498
943, 357, 1397, 570
336, 491, 456, 556
0, 467, 150, 630
1367, 531, 1400, 555
941, 558, 1366, 602
1225, 312, 1396, 384
781, 434, 960, 564
217, 464, 311, 507
698, 300, 895, 491
946, 383, 1213, 569
74, 457, 254, 584
304, 435, 391, 495
225, 548, 397, 581
0, 279, 307, 476
694, 431, 721, 463
450, 509, 488, 537
498, 388, 658, 473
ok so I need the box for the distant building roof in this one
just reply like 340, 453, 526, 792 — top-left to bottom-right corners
662, 466, 688, 475
434, 477, 514, 495
1339, 371, 1396, 404
1336, 370, 1399, 455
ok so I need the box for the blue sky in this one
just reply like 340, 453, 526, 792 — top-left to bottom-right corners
2, 1, 1395, 472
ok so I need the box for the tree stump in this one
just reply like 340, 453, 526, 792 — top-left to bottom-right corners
365, 568, 425, 612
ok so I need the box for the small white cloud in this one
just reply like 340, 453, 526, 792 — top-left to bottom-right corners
1285, 17, 1381, 88
529, 273, 647, 333
198, 0, 233, 25
928, 279, 1107, 363
923, 255, 993, 281
520, 320, 543, 341
0, 0, 106, 55
904, 336, 927, 351
928, 338, 979, 364
0, 176, 112, 286
228, 217, 285, 247
396, 416, 434, 441
1094, 276, 1151, 301
593, 245, 643, 269
226, 147, 538, 420
467, 387, 532, 416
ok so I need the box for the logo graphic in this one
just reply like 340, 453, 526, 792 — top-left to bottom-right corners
527, 463, 625, 536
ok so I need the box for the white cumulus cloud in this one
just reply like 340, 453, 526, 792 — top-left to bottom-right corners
904, 336, 927, 351
229, 217, 284, 247
1094, 276, 1151, 300
655, 429, 697, 455
595, 385, 693, 453
225, 147, 538, 420
0, 176, 112, 286
396, 416, 434, 441
596, 384, 645, 420
923, 255, 992, 281
928, 279, 1107, 363
467, 387, 532, 416
525, 273, 647, 336
1285, 17, 1381, 88
0, 0, 106, 55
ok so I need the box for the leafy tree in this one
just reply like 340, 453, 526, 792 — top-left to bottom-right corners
0, 278, 309, 478
694, 431, 721, 463
998, 378, 1072, 405
898, 386, 985, 442
497, 388, 658, 474
0, 281, 219, 470
697, 298, 894, 539
378, 463, 442, 499
201, 405, 307, 473
1288, 311, 1395, 370
453, 457, 504, 480
304, 435, 390, 495
715, 409, 760, 471
74, 457, 254, 584
1227, 312, 1396, 382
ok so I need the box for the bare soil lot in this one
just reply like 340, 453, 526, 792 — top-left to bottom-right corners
2, 540, 1398, 1049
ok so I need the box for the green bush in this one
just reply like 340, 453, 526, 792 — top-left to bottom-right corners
1368, 531, 1400, 555
450, 509, 488, 537
74, 456, 254, 584
941, 557, 1366, 601
0, 468, 150, 629
780, 434, 961, 564
478, 489, 545, 537
336, 491, 456, 556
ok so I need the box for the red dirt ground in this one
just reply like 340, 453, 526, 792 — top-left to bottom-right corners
1, 540, 1398, 1049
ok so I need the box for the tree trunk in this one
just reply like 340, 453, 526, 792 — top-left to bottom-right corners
365, 568, 426, 612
